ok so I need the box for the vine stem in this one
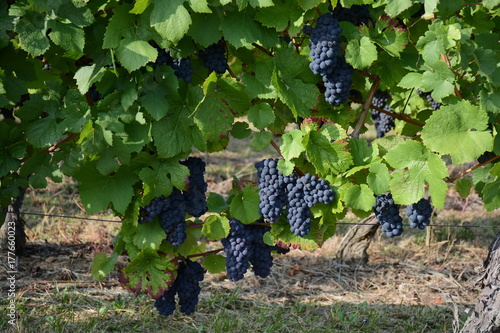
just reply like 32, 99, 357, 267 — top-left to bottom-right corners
350, 77, 381, 138
20, 133, 79, 163
252, 43, 274, 57
350, 96, 425, 128
186, 248, 224, 259
270, 139, 282, 156
447, 155, 500, 182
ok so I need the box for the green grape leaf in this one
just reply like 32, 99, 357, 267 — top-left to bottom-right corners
130, 0, 151, 14
345, 36, 378, 69
140, 88, 169, 121
194, 74, 251, 141
421, 100, 493, 164
344, 184, 375, 211
76, 164, 137, 215
367, 163, 390, 195
248, 102, 275, 130
203, 253, 226, 274
74, 65, 107, 95
152, 105, 196, 159
482, 0, 500, 10
421, 61, 456, 102
455, 178, 471, 198
254, 1, 303, 33
229, 184, 261, 224
298, 0, 324, 10
277, 159, 295, 176
242, 61, 277, 99
121, 249, 178, 299
188, 0, 212, 13
15, 13, 49, 57
91, 252, 119, 281
116, 38, 158, 72
251, 131, 273, 150
303, 129, 352, 175
272, 70, 317, 118
26, 116, 65, 149
398, 72, 424, 90
269, 220, 320, 251
220, 9, 273, 48
281, 129, 306, 161
482, 165, 500, 211
384, 0, 412, 17
139, 160, 189, 202
384, 140, 448, 209
231, 121, 252, 139
47, 20, 85, 53
188, 13, 222, 47
202, 215, 230, 240
371, 21, 407, 57
103, 4, 133, 48
151, 0, 192, 44
133, 222, 167, 250
207, 192, 229, 213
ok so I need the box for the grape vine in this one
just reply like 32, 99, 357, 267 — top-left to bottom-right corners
0, 1, 498, 322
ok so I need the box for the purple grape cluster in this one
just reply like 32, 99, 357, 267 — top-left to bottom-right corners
322, 57, 353, 107
307, 13, 353, 106
88, 84, 102, 103
138, 157, 207, 247
308, 13, 342, 76
181, 157, 208, 217
255, 158, 295, 223
154, 259, 204, 316
221, 219, 274, 281
417, 90, 441, 110
406, 198, 432, 230
286, 173, 335, 236
373, 194, 403, 238
331, 4, 371, 26
371, 90, 394, 138
154, 48, 194, 83
198, 40, 228, 74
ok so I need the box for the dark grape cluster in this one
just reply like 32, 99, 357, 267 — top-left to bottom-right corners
198, 40, 228, 74
406, 198, 432, 230
88, 85, 102, 103
307, 13, 353, 106
417, 90, 441, 110
247, 224, 274, 278
308, 13, 342, 76
138, 157, 207, 247
154, 48, 194, 83
154, 259, 204, 316
322, 57, 353, 107
221, 219, 274, 281
159, 189, 188, 247
255, 158, 294, 223
371, 90, 394, 138
181, 157, 208, 217
286, 173, 335, 236
331, 4, 371, 26
373, 194, 403, 238
478, 151, 499, 165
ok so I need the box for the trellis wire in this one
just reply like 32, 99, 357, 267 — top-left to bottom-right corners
9, 211, 499, 229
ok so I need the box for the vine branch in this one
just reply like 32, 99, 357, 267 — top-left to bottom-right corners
447, 154, 500, 183
350, 96, 425, 128
351, 77, 381, 138
252, 43, 274, 57
20, 133, 79, 163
